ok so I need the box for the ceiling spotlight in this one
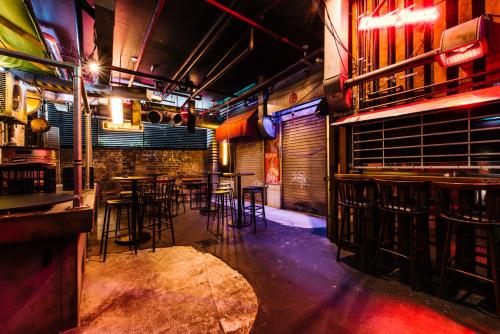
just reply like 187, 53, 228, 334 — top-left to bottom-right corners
130, 56, 138, 63
87, 61, 100, 74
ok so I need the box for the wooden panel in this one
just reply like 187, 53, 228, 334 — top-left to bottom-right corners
235, 139, 264, 188
282, 114, 327, 216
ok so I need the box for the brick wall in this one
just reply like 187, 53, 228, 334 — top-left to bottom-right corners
60, 148, 208, 191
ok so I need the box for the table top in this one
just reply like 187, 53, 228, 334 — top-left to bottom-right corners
112, 176, 154, 181
0, 192, 75, 212
199, 171, 221, 175
223, 172, 255, 177
335, 173, 500, 183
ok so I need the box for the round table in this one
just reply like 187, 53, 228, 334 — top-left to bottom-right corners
111, 176, 154, 244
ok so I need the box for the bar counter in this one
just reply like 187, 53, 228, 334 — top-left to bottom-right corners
0, 188, 96, 333
335, 173, 500, 183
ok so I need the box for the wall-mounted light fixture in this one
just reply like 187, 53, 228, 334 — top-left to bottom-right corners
110, 97, 124, 125
222, 139, 229, 166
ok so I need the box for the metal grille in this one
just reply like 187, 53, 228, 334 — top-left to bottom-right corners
352, 102, 500, 170
0, 72, 6, 112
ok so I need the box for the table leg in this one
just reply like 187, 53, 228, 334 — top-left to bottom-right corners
237, 175, 242, 226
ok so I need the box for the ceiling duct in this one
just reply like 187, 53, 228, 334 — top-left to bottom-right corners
147, 110, 183, 126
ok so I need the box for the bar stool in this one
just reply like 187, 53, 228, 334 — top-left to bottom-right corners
218, 183, 235, 220
141, 179, 175, 252
188, 182, 205, 209
374, 179, 430, 290
243, 186, 267, 233
207, 189, 235, 241
336, 178, 378, 272
99, 198, 135, 262
172, 184, 187, 215
434, 182, 500, 316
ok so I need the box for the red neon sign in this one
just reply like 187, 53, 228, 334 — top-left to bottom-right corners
438, 41, 488, 68
359, 7, 439, 31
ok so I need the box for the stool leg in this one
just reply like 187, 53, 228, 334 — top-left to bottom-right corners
126, 206, 132, 251
99, 204, 109, 255
115, 205, 121, 237
374, 211, 387, 275
487, 228, 500, 317
252, 193, 256, 234
103, 206, 112, 262
207, 193, 212, 230
362, 209, 369, 273
337, 206, 347, 262
438, 220, 453, 298
409, 217, 416, 290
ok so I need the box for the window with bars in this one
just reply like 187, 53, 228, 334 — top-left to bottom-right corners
352, 102, 500, 171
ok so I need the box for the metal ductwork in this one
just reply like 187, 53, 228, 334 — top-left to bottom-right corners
147, 110, 183, 125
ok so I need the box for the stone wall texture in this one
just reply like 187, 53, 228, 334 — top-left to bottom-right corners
60, 148, 208, 191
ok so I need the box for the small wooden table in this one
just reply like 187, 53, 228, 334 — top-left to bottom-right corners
112, 176, 154, 244
222, 172, 255, 227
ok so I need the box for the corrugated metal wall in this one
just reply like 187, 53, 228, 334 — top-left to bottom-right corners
47, 104, 208, 150
282, 114, 327, 216
235, 138, 264, 188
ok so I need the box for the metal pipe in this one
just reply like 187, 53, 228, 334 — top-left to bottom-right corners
162, 1, 233, 94
81, 77, 93, 190
345, 49, 439, 88
204, 38, 239, 80
0, 47, 74, 69
128, 0, 167, 86
182, 29, 254, 108
73, 66, 83, 207
111, 65, 233, 96
74, 0, 84, 61
211, 48, 323, 111
204, 0, 304, 51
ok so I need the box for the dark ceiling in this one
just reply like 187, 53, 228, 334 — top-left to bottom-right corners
30, 0, 323, 101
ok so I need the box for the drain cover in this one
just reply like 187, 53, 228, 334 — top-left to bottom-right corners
195, 238, 220, 249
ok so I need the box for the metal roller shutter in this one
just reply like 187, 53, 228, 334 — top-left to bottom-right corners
235, 138, 264, 188
282, 114, 327, 216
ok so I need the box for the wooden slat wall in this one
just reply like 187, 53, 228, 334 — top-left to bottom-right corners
350, 0, 500, 110
235, 139, 264, 188
282, 115, 327, 216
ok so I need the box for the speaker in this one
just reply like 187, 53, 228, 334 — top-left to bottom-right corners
63, 167, 94, 190
187, 99, 196, 133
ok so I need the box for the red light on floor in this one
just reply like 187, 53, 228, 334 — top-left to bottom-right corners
359, 7, 439, 31
438, 41, 488, 68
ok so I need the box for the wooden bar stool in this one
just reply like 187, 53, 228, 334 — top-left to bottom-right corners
336, 178, 378, 272
374, 179, 430, 290
243, 186, 267, 233
99, 198, 135, 262
434, 182, 500, 316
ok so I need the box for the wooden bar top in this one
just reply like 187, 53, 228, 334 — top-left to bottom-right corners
0, 188, 96, 244
335, 173, 500, 183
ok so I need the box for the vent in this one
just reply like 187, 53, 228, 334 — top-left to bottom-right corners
0, 72, 6, 112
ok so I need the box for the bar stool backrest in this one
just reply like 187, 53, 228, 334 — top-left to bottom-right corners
375, 179, 428, 215
336, 178, 377, 208
434, 182, 500, 225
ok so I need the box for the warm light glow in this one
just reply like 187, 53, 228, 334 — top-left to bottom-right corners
359, 7, 439, 31
222, 140, 228, 166
110, 98, 124, 125
438, 42, 487, 68
87, 61, 100, 74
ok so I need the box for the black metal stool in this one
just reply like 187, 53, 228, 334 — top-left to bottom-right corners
434, 182, 500, 317
243, 186, 267, 233
140, 179, 175, 252
374, 179, 430, 290
336, 178, 378, 272
207, 189, 235, 241
99, 198, 135, 262
188, 182, 205, 209
172, 184, 187, 215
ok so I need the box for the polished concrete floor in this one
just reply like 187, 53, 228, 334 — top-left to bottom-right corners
87, 203, 500, 334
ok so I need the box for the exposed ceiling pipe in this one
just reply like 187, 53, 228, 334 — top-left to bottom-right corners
210, 48, 323, 112
161, 0, 237, 96
181, 28, 254, 108
128, 0, 167, 87
344, 49, 439, 88
204, 0, 304, 52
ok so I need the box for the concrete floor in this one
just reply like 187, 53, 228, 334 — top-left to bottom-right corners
86, 204, 500, 334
